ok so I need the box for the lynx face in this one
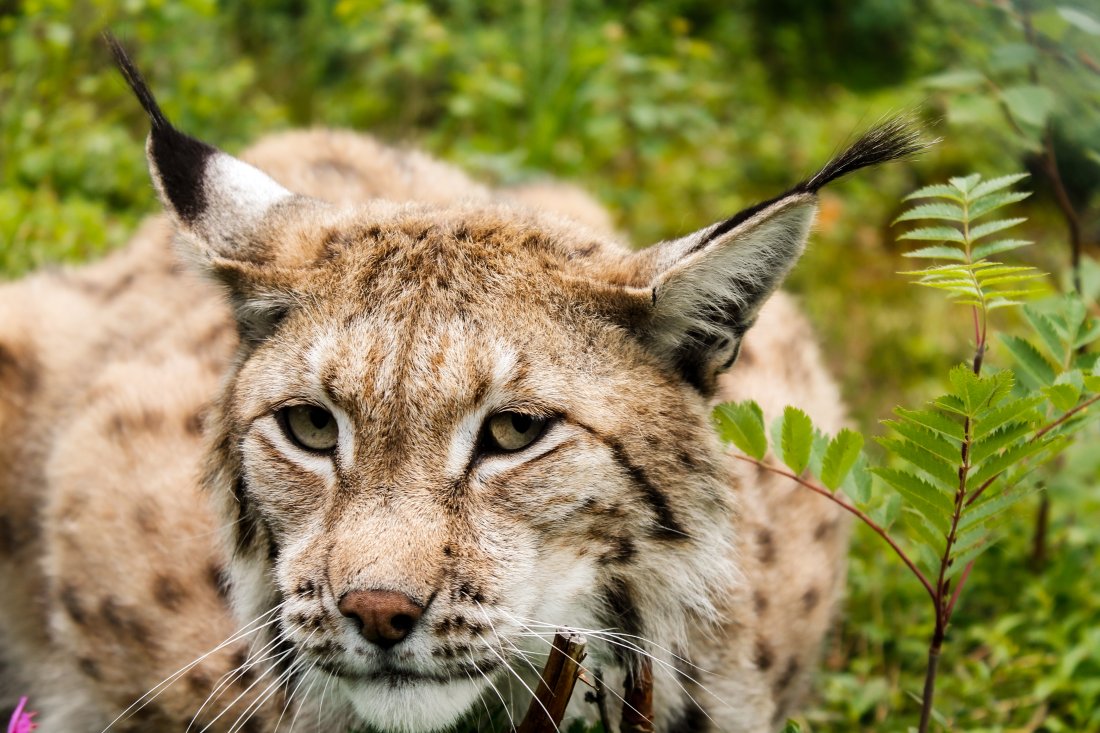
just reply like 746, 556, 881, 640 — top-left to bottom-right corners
106, 38, 922, 732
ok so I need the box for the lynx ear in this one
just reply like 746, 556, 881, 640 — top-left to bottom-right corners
636, 117, 928, 394
106, 34, 293, 260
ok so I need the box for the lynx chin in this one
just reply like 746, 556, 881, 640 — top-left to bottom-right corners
0, 37, 924, 733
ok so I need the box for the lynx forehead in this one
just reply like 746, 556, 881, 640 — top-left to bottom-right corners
0, 38, 922, 733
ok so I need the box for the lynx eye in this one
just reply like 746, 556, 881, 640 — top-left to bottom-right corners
485, 412, 548, 453
279, 405, 338, 453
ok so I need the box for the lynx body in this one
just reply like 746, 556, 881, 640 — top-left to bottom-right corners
0, 45, 922, 733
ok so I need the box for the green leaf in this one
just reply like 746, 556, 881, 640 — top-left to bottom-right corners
904, 183, 964, 201
885, 418, 961, 462
1059, 6, 1100, 35
950, 174, 982, 194
970, 421, 1033, 464
905, 509, 947, 550
967, 191, 1031, 220
713, 402, 767, 459
895, 407, 966, 441
968, 173, 1029, 199
968, 435, 1057, 489
969, 217, 1027, 241
972, 395, 1044, 439
949, 365, 1000, 414
959, 486, 1035, 533
894, 202, 966, 223
902, 245, 968, 261
946, 535, 1002, 579
921, 69, 986, 90
1000, 335, 1057, 387
1024, 306, 1068, 364
971, 239, 1032, 259
842, 456, 873, 504
820, 429, 864, 490
878, 437, 959, 490
1043, 383, 1081, 413
872, 467, 953, 533
1000, 85, 1056, 129
868, 492, 902, 530
779, 406, 814, 474
898, 226, 966, 243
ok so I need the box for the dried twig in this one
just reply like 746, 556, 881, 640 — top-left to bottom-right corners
516, 631, 588, 733
620, 657, 655, 733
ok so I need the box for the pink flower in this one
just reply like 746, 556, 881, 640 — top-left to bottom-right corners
6, 697, 37, 733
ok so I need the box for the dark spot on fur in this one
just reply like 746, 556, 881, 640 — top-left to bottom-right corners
754, 639, 774, 671
185, 407, 206, 437
756, 528, 776, 564
753, 590, 768, 615
599, 535, 637, 565
100, 596, 153, 646
60, 584, 87, 626
208, 562, 232, 601
187, 667, 212, 695
600, 577, 642, 664
0, 341, 40, 396
296, 579, 316, 598
814, 518, 837, 542
108, 408, 165, 439
78, 657, 101, 679
802, 587, 821, 612
102, 272, 136, 301
442, 544, 453, 557
668, 698, 710, 733
133, 502, 158, 534
0, 515, 18, 556
154, 574, 187, 610
775, 657, 800, 692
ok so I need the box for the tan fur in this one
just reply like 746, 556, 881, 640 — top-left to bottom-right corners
0, 129, 848, 732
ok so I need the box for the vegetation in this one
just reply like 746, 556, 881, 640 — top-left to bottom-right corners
3, 0, 1099, 730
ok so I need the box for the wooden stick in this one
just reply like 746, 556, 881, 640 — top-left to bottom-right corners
620, 657, 655, 733
516, 631, 588, 733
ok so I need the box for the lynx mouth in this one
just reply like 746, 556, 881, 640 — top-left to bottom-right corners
337, 670, 492, 733
316, 657, 503, 687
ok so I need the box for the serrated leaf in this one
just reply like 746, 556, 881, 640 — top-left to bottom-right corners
898, 226, 966, 243
949, 364, 1004, 413
946, 535, 1002, 579
779, 406, 814, 475
972, 239, 1032, 259
1001, 85, 1056, 129
905, 183, 964, 201
820, 429, 864, 490
967, 435, 1056, 489
806, 429, 830, 479
841, 455, 873, 504
905, 509, 947, 550
902, 246, 969, 261
1084, 375, 1100, 392
950, 174, 982, 194
878, 437, 959, 490
1024, 306, 1068, 364
968, 173, 1030, 199
969, 217, 1027, 241
967, 191, 1030, 220
952, 522, 994, 559
972, 394, 1044, 439
959, 487, 1035, 532
872, 467, 953, 533
885, 418, 961, 462
868, 492, 902, 530
970, 421, 1033, 464
1043, 383, 1081, 412
894, 202, 966, 223
713, 402, 768, 459
895, 407, 966, 440
933, 394, 968, 415
1000, 335, 1057, 387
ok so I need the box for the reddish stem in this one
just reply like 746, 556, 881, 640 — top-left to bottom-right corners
732, 455, 936, 601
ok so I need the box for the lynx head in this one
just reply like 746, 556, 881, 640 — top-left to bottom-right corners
108, 35, 923, 732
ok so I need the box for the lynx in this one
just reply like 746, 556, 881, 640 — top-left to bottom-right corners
0, 40, 922, 732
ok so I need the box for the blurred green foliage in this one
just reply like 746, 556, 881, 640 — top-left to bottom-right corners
2, 0, 1099, 730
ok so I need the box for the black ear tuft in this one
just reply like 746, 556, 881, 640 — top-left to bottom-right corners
103, 31, 216, 223
798, 114, 932, 193
696, 115, 932, 248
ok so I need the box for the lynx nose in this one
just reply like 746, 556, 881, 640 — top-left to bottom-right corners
338, 589, 424, 648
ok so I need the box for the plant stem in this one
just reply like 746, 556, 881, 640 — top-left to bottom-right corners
731, 454, 937, 600
918, 628, 944, 733
516, 631, 588, 733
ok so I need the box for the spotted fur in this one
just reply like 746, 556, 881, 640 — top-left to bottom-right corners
0, 41, 923, 732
